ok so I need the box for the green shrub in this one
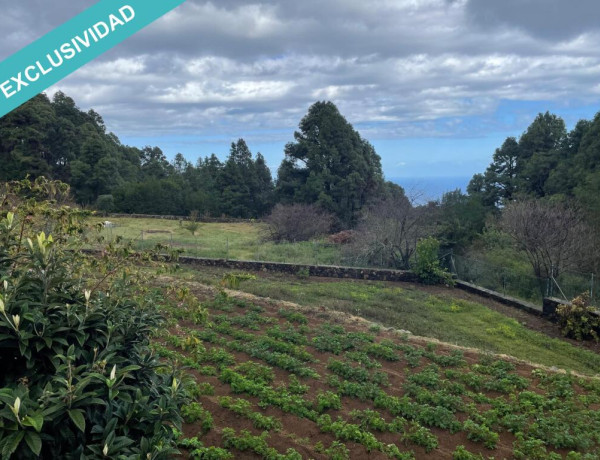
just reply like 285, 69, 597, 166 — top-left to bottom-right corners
413, 237, 454, 285
0, 179, 189, 459
95, 194, 114, 215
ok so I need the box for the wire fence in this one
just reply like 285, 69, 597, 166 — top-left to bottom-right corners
443, 254, 597, 305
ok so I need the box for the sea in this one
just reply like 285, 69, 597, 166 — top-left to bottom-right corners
389, 176, 472, 204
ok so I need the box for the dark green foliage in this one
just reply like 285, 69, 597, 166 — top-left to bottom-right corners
0, 179, 189, 458
0, 93, 275, 217
467, 109, 600, 248
276, 101, 384, 226
95, 194, 114, 215
413, 237, 454, 285
436, 189, 488, 249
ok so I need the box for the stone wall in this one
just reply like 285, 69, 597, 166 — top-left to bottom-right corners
177, 256, 548, 314
84, 249, 557, 318
178, 256, 418, 282
454, 280, 543, 315
542, 297, 569, 320
542, 297, 600, 321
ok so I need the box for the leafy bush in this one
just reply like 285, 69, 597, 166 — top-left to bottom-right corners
413, 237, 454, 285
556, 293, 600, 341
0, 179, 189, 459
95, 194, 114, 215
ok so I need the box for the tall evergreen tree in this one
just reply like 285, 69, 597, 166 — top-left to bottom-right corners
276, 101, 383, 226
518, 112, 566, 197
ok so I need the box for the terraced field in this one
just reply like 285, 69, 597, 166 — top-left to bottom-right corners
155, 282, 600, 459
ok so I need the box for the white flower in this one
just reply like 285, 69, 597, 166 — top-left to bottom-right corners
12, 314, 20, 328
110, 365, 117, 381
103, 444, 109, 456
0, 298, 4, 314
84, 290, 91, 303
13, 397, 21, 416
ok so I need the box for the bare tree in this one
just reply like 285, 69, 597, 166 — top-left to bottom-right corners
499, 200, 595, 279
346, 191, 432, 269
265, 203, 334, 242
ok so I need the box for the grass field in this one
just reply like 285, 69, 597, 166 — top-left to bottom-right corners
169, 266, 600, 376
93, 217, 345, 265
156, 280, 600, 459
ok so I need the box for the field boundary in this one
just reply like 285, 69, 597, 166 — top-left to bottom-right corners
86, 247, 550, 317
107, 213, 262, 223
177, 255, 418, 282
175, 255, 550, 315
455, 280, 543, 315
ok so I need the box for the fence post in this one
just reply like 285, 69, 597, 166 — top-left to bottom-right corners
226, 238, 229, 260
591, 273, 595, 302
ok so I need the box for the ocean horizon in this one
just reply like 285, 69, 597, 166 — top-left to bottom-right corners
389, 176, 472, 204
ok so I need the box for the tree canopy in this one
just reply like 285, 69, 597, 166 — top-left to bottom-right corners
276, 101, 384, 226
0, 93, 274, 218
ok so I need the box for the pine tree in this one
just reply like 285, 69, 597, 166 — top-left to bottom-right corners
276, 101, 383, 226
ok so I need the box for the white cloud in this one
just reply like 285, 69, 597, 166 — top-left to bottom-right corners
3, 0, 600, 172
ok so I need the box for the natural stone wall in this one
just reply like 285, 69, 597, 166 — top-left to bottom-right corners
85, 249, 557, 319
542, 297, 569, 320
178, 256, 418, 282
108, 213, 261, 224
454, 280, 543, 316
542, 297, 600, 321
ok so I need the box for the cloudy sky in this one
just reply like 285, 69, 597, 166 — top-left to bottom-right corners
3, 0, 600, 196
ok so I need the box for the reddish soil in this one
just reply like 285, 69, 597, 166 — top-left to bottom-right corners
159, 279, 600, 459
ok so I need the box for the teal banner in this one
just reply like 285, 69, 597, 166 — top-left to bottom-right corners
0, 0, 186, 118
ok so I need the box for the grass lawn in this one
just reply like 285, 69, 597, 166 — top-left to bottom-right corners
171, 266, 600, 376
93, 217, 344, 265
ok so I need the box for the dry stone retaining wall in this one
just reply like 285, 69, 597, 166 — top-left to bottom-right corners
178, 256, 418, 282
